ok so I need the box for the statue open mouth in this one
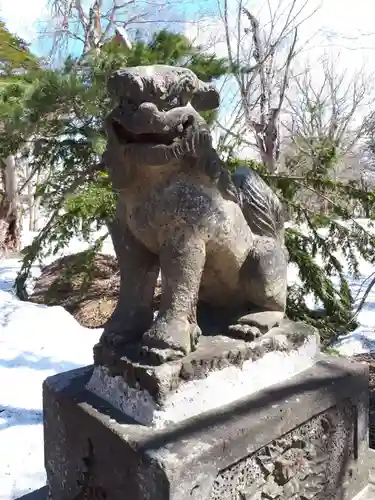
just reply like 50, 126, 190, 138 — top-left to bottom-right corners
111, 115, 192, 148
108, 100, 198, 148
111, 118, 175, 145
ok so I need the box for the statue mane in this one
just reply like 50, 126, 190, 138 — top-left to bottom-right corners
231, 166, 285, 241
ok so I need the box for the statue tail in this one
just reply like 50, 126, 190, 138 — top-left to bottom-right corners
231, 165, 285, 241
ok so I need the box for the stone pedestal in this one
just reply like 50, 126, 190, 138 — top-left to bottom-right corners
44, 352, 371, 499
88, 320, 320, 428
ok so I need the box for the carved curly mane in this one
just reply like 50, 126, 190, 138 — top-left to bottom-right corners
231, 165, 285, 241
195, 150, 285, 242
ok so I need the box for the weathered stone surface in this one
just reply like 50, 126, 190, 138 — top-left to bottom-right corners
94, 321, 318, 383
210, 404, 355, 499
88, 321, 320, 426
44, 355, 370, 500
99, 63, 289, 362
107, 64, 220, 111
234, 310, 285, 334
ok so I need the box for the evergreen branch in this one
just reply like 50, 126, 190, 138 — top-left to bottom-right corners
15, 163, 103, 299
292, 178, 375, 239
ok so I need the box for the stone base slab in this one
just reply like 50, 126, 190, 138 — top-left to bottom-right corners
44, 355, 370, 500
89, 321, 320, 427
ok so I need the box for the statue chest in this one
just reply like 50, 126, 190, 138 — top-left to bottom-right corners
118, 179, 220, 253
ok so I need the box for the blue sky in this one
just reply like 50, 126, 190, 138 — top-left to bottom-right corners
1, 0, 374, 70
0, 0, 219, 59
3, 0, 375, 158
2, 0, 375, 67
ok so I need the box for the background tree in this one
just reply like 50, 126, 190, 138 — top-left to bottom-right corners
215, 3, 375, 344
216, 0, 319, 173
40, 0, 205, 62
0, 20, 39, 252
282, 54, 374, 214
0, 21, 37, 76
354, 109, 375, 217
0, 29, 229, 297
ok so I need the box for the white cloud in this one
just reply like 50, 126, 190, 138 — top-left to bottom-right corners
1, 0, 47, 44
191, 1, 375, 76
186, 0, 375, 71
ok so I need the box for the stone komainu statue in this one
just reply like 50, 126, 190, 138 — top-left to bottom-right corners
100, 65, 288, 363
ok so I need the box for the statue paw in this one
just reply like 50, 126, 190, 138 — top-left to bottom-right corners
140, 346, 185, 364
227, 310, 285, 341
141, 317, 201, 363
100, 320, 144, 348
236, 311, 284, 334
99, 331, 123, 348
227, 324, 262, 341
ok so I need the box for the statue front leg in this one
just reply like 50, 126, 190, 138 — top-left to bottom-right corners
141, 234, 206, 363
100, 215, 159, 347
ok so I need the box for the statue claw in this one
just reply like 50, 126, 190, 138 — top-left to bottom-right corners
140, 346, 185, 364
227, 324, 262, 341
141, 317, 201, 363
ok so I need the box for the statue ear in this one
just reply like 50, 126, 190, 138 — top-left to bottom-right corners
191, 87, 220, 112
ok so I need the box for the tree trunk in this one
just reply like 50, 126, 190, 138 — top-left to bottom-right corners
30, 195, 41, 231
0, 155, 21, 253
27, 163, 34, 231
25, 165, 42, 232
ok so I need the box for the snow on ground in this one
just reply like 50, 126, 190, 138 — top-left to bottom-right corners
0, 228, 111, 500
1, 220, 375, 498
332, 261, 375, 355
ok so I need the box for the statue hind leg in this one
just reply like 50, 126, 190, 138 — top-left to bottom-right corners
242, 236, 287, 310
228, 236, 288, 339
141, 233, 206, 363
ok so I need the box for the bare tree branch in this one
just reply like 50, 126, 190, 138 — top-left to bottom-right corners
285, 54, 374, 157
217, 0, 320, 172
41, 0, 193, 61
